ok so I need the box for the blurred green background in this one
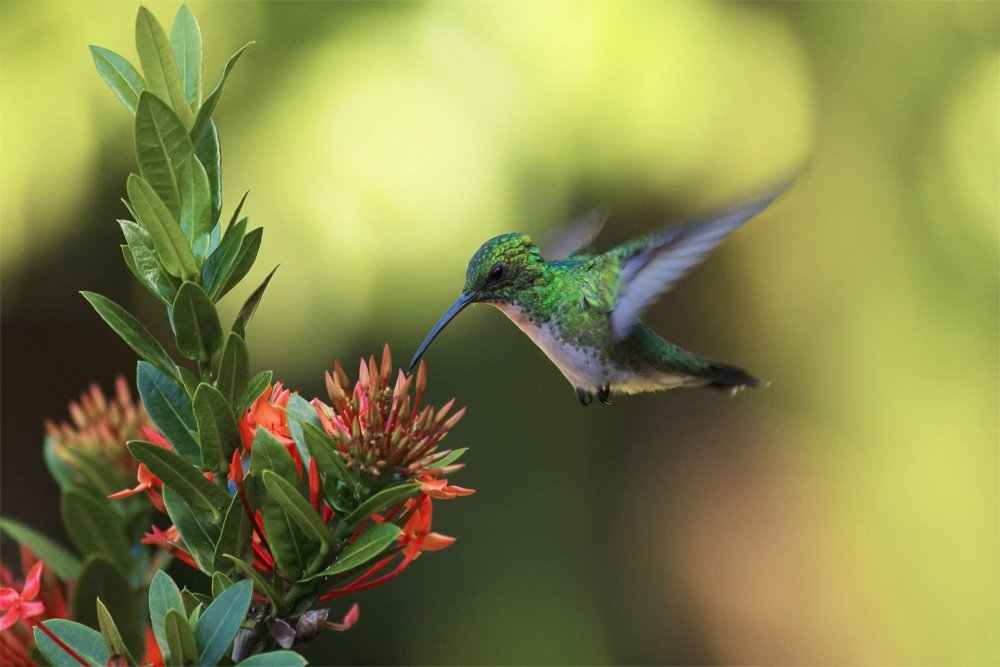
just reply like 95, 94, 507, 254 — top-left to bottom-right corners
2, 1, 997, 664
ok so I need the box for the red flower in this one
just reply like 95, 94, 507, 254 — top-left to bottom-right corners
0, 562, 45, 631
108, 426, 169, 512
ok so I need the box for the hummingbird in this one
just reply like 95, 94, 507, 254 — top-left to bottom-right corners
408, 187, 785, 405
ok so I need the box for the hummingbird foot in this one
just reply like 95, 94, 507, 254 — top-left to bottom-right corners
576, 388, 593, 406
598, 384, 612, 405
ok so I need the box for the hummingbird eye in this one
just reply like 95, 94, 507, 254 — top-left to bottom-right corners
488, 262, 507, 283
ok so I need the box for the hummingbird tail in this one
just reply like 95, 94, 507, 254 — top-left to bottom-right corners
698, 360, 768, 394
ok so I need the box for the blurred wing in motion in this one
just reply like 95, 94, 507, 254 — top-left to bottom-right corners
540, 206, 610, 260
609, 186, 787, 342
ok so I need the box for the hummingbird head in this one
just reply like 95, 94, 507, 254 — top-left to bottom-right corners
409, 233, 543, 371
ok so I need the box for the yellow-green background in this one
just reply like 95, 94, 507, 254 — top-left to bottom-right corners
2, 2, 997, 664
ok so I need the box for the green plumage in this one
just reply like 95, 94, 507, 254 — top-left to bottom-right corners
410, 188, 783, 405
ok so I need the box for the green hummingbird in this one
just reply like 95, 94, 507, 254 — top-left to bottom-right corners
408, 187, 785, 405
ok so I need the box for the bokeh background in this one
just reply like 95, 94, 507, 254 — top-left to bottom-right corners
2, 1, 998, 664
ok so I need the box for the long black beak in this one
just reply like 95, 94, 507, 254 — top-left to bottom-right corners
408, 292, 478, 372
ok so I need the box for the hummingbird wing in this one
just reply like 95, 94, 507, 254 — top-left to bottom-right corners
608, 188, 784, 342
540, 206, 609, 260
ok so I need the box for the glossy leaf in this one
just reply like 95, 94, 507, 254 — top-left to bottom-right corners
137, 361, 200, 461
149, 570, 186, 661
211, 571, 234, 598
165, 607, 198, 666
299, 422, 357, 502
196, 579, 253, 666
170, 5, 202, 107
135, 6, 193, 125
178, 156, 213, 261
81, 291, 178, 380
0, 517, 83, 580
135, 92, 193, 217
163, 486, 222, 572
96, 598, 134, 664
89, 46, 145, 113
193, 382, 240, 470
217, 332, 249, 407
219, 227, 263, 299
342, 482, 420, 530
73, 558, 142, 660
237, 651, 308, 666
305, 522, 402, 581
285, 393, 320, 468
212, 494, 252, 574
172, 281, 224, 362
127, 173, 199, 280
119, 220, 179, 305
262, 471, 335, 550
129, 439, 228, 512
425, 447, 468, 470
35, 619, 109, 667
249, 428, 299, 485
202, 217, 247, 299
179, 366, 201, 397
242, 370, 272, 413
60, 487, 130, 569
195, 119, 222, 225
223, 556, 283, 613
190, 43, 252, 144
232, 265, 277, 339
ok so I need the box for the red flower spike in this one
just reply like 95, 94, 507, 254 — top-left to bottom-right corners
0, 562, 46, 631
141, 527, 197, 570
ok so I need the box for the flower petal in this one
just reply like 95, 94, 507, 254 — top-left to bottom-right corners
20, 562, 43, 600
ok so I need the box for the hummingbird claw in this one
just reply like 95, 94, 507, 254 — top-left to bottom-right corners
598, 384, 612, 405
576, 388, 593, 406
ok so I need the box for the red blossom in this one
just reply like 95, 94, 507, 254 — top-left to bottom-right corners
0, 562, 45, 631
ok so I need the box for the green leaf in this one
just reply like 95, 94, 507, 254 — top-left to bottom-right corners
219, 227, 263, 299
0, 517, 83, 580
242, 370, 273, 413
89, 46, 145, 113
73, 557, 142, 660
212, 494, 252, 574
196, 579, 253, 666
190, 42, 252, 144
305, 522, 402, 581
232, 266, 277, 339
211, 571, 234, 598
217, 332, 249, 407
129, 440, 228, 513
137, 361, 200, 461
44, 436, 79, 489
149, 570, 186, 661
60, 487, 130, 569
425, 447, 468, 470
170, 5, 202, 107
165, 607, 199, 665
163, 485, 222, 572
135, 6, 193, 125
237, 651, 308, 666
119, 220, 179, 305
127, 173, 199, 281
228, 190, 250, 230
342, 482, 421, 532
81, 291, 178, 380
173, 281, 224, 362
249, 428, 299, 485
298, 422, 357, 502
193, 382, 240, 471
285, 393, 320, 468
202, 217, 247, 299
262, 471, 336, 550
223, 556, 283, 613
34, 619, 109, 667
195, 119, 222, 225
179, 365, 201, 396
178, 156, 214, 261
96, 597, 135, 664
135, 91, 194, 218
